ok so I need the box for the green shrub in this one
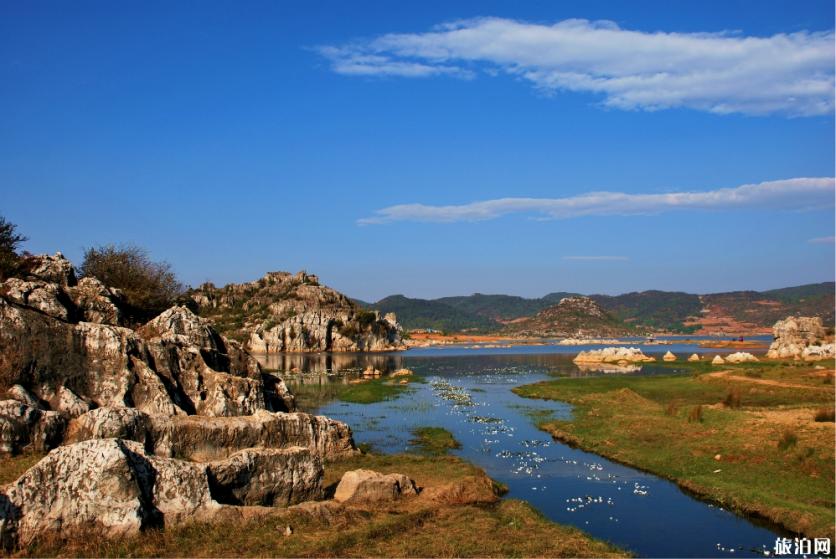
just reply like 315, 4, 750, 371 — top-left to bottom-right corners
80, 244, 183, 323
0, 216, 26, 281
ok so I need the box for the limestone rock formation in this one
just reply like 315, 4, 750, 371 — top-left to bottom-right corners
573, 347, 656, 363
712, 355, 726, 365
206, 447, 323, 506
688, 353, 701, 362
66, 408, 358, 462
663, 351, 677, 361
333, 469, 418, 504
725, 352, 759, 363
189, 271, 404, 353
0, 400, 66, 455
0, 252, 357, 550
0, 438, 326, 549
766, 316, 835, 361
505, 296, 629, 338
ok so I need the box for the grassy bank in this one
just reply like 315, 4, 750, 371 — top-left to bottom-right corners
409, 426, 462, 455
513, 363, 835, 538
12, 452, 626, 558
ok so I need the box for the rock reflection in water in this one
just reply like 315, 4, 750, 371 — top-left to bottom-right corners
255, 352, 406, 375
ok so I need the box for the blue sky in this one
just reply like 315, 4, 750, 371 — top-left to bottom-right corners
1, 0, 834, 300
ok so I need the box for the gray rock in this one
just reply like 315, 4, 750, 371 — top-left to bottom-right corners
0, 400, 65, 455
206, 447, 323, 506
333, 469, 418, 504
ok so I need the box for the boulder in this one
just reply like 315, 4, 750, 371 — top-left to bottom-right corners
66, 277, 123, 325
712, 355, 726, 365
333, 469, 418, 504
766, 316, 834, 361
0, 439, 219, 548
573, 347, 655, 363
391, 368, 413, 377
0, 400, 66, 455
688, 353, 701, 362
206, 447, 323, 506
663, 351, 677, 362
725, 352, 759, 364
18, 253, 76, 286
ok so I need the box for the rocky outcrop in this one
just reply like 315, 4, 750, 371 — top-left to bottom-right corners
0, 253, 358, 550
0, 438, 325, 549
504, 296, 630, 338
333, 469, 418, 505
66, 408, 357, 462
206, 447, 323, 506
189, 271, 403, 353
712, 355, 726, 365
0, 400, 65, 455
766, 316, 835, 361
725, 352, 759, 363
662, 351, 677, 362
573, 347, 656, 364
688, 353, 701, 362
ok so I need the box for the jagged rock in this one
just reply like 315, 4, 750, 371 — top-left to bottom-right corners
333, 469, 418, 504
65, 407, 151, 447
190, 272, 403, 353
663, 351, 677, 362
688, 353, 701, 362
712, 355, 726, 365
18, 253, 76, 286
802, 343, 835, 361
0, 439, 219, 548
206, 447, 323, 506
573, 347, 655, 363
66, 408, 357, 462
0, 400, 65, 455
35, 385, 90, 419
67, 277, 123, 325
0, 297, 288, 425
766, 316, 834, 361
0, 279, 72, 321
5, 386, 41, 409
725, 352, 759, 363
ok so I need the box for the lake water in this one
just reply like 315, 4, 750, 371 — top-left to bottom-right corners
258, 341, 791, 558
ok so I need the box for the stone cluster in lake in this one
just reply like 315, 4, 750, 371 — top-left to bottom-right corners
189, 271, 404, 353
766, 316, 835, 361
505, 296, 630, 338
0, 253, 359, 549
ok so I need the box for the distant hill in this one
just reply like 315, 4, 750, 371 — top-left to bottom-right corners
359, 282, 834, 334
504, 296, 630, 338
354, 294, 498, 333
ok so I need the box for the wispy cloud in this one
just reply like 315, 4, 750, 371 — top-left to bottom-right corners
563, 256, 629, 261
808, 235, 835, 244
317, 17, 835, 116
358, 177, 835, 225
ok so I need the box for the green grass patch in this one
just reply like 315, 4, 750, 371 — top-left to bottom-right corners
409, 426, 461, 455
513, 366, 836, 539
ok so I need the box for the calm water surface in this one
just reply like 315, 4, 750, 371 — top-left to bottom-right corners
260, 342, 790, 558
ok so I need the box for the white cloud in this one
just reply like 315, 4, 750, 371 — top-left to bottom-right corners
318, 17, 835, 116
358, 177, 835, 224
563, 256, 629, 261
808, 235, 835, 244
